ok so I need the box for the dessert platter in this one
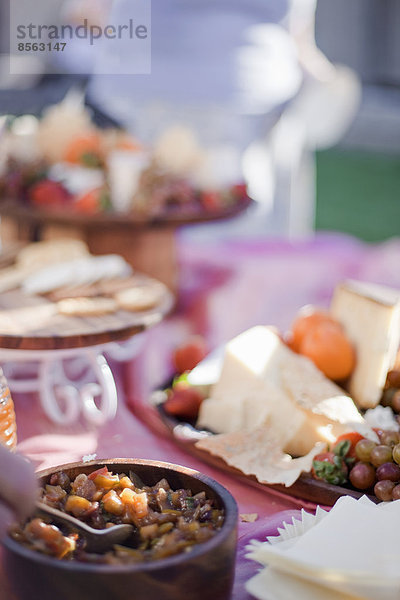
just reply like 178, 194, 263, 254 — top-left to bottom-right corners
0, 99, 251, 223
150, 280, 400, 505
0, 238, 173, 425
0, 99, 252, 290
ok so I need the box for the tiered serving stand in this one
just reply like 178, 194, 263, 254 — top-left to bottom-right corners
0, 197, 251, 424
0, 276, 173, 426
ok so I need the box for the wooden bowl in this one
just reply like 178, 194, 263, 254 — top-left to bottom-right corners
3, 459, 238, 600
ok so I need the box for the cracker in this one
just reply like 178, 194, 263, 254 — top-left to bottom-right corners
195, 427, 326, 488
23, 254, 132, 295
96, 276, 143, 296
16, 239, 89, 271
47, 283, 100, 302
240, 513, 258, 523
47, 277, 145, 302
48, 276, 150, 302
57, 297, 118, 317
114, 282, 166, 312
0, 265, 29, 293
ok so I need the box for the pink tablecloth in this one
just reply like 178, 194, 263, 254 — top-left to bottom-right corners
3, 232, 400, 599
2, 368, 304, 600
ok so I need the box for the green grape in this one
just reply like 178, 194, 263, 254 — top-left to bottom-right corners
370, 445, 393, 467
380, 431, 400, 447
355, 439, 376, 462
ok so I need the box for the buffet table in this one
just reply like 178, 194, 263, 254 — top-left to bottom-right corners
2, 231, 400, 599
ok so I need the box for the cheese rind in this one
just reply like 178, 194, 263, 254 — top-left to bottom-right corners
330, 280, 400, 409
197, 326, 363, 456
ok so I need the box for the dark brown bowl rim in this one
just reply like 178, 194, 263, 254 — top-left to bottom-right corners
3, 458, 238, 573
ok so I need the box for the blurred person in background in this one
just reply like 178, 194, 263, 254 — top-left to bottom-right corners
1, 0, 360, 237
83, 0, 360, 237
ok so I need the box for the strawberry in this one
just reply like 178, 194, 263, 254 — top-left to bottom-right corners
311, 451, 348, 486
29, 179, 70, 207
200, 191, 221, 212
172, 337, 207, 374
164, 387, 204, 420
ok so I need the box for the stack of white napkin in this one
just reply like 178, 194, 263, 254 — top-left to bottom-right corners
246, 496, 400, 600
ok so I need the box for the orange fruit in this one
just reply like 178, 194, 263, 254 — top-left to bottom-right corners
64, 133, 104, 166
74, 188, 104, 214
290, 306, 339, 352
299, 321, 356, 381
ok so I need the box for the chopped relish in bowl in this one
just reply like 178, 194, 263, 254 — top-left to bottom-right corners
11, 466, 225, 563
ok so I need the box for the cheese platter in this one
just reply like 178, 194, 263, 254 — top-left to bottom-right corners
0, 239, 174, 350
149, 280, 400, 506
153, 399, 379, 507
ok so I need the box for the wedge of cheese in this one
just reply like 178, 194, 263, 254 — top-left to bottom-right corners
197, 326, 363, 456
331, 280, 400, 409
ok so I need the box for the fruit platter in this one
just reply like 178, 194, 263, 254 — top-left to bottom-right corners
0, 99, 251, 223
150, 279, 400, 505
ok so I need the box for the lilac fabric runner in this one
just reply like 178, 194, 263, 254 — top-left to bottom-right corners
234, 510, 304, 600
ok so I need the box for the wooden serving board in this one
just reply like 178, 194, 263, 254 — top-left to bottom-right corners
0, 284, 173, 351
153, 403, 378, 507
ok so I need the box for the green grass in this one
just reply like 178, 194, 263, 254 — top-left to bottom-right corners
316, 149, 400, 242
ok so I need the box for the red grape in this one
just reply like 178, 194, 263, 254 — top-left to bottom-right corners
374, 480, 395, 502
392, 484, 400, 500
349, 462, 376, 490
376, 462, 400, 482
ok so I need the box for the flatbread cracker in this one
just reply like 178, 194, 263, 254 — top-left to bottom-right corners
57, 297, 118, 317
240, 513, 258, 523
97, 276, 143, 296
47, 283, 101, 302
47, 277, 141, 302
0, 265, 30, 293
195, 427, 325, 487
114, 282, 166, 312
23, 254, 132, 295
16, 239, 89, 271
